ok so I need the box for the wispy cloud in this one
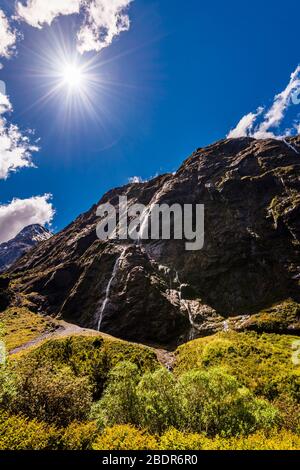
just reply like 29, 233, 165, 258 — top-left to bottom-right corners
0, 92, 38, 180
16, 0, 81, 29
228, 65, 300, 140
16, 0, 134, 54
228, 107, 264, 139
77, 0, 133, 54
0, 194, 54, 243
0, 9, 17, 59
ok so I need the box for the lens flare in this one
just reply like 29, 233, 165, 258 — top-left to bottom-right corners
62, 63, 84, 90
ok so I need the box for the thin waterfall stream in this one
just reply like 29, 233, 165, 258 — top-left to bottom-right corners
97, 248, 127, 331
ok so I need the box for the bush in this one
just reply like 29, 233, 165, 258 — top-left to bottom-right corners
273, 394, 300, 433
175, 332, 300, 402
159, 428, 204, 450
93, 425, 158, 451
13, 365, 93, 426
0, 412, 59, 450
92, 362, 278, 437
13, 336, 158, 399
91, 361, 141, 428
0, 325, 16, 408
199, 430, 300, 450
136, 368, 181, 434
177, 368, 279, 436
92, 427, 300, 451
62, 421, 99, 450
0, 364, 16, 408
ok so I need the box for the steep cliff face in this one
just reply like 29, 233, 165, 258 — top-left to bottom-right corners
0, 225, 52, 273
10, 137, 300, 345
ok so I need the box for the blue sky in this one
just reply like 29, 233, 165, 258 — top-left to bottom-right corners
0, 0, 300, 237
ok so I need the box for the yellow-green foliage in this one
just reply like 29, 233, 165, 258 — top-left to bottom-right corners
0, 307, 55, 351
175, 331, 300, 400
245, 300, 300, 333
93, 425, 158, 451
159, 428, 205, 450
13, 335, 158, 399
61, 421, 99, 450
0, 412, 59, 450
198, 430, 300, 450
92, 426, 300, 451
13, 365, 93, 426
92, 363, 279, 437
160, 428, 300, 450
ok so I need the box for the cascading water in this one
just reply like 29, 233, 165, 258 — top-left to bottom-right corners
97, 248, 126, 331
157, 261, 199, 340
136, 181, 170, 243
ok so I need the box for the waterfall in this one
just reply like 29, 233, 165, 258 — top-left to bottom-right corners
136, 181, 170, 243
157, 261, 199, 339
97, 248, 126, 331
138, 203, 155, 242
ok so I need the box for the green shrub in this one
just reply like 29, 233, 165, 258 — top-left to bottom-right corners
177, 368, 279, 436
199, 430, 300, 450
93, 425, 158, 451
91, 361, 141, 428
92, 427, 300, 451
175, 332, 300, 402
159, 428, 204, 450
62, 421, 99, 450
13, 336, 158, 399
13, 365, 93, 426
0, 412, 59, 450
92, 362, 278, 437
273, 393, 300, 433
136, 368, 181, 434
0, 327, 16, 408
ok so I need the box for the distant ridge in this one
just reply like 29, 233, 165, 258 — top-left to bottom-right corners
0, 224, 52, 272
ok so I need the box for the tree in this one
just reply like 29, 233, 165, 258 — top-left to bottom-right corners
136, 368, 181, 434
91, 361, 141, 428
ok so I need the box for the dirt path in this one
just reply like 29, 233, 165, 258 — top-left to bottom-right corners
156, 348, 176, 370
9, 321, 101, 356
9, 320, 177, 370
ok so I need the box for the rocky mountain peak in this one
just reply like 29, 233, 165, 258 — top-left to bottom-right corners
8, 137, 300, 346
0, 224, 52, 273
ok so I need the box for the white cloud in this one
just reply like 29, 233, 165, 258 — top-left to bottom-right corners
77, 0, 133, 54
16, 0, 81, 29
228, 107, 264, 139
16, 0, 133, 54
0, 92, 38, 180
128, 176, 143, 184
228, 65, 300, 140
295, 122, 300, 134
0, 9, 17, 59
0, 194, 54, 243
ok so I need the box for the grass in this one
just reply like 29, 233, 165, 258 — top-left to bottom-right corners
243, 299, 300, 333
174, 331, 300, 400
0, 307, 57, 351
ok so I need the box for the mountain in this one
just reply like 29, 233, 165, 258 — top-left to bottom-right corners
9, 137, 300, 346
0, 224, 52, 273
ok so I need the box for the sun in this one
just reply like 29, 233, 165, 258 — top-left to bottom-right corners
62, 63, 84, 90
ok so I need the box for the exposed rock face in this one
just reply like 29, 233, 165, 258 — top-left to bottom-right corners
0, 225, 52, 273
10, 137, 300, 345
